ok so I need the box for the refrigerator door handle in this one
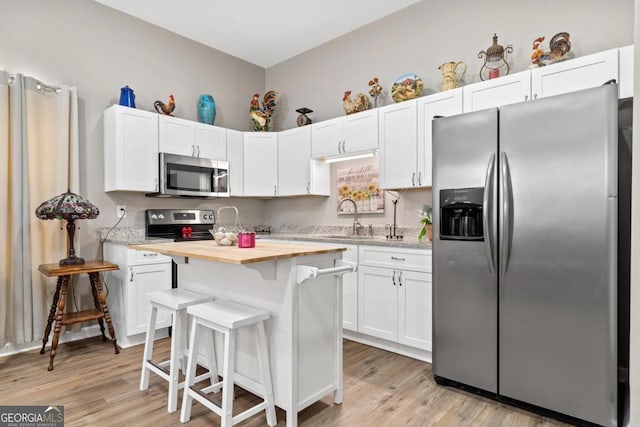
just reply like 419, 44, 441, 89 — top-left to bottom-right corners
483, 153, 496, 275
500, 151, 513, 276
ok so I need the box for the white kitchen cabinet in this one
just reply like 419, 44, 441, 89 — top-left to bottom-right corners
311, 109, 378, 159
159, 115, 227, 159
378, 89, 463, 190
530, 48, 619, 100
619, 45, 633, 99
417, 89, 463, 188
158, 115, 195, 156
227, 129, 244, 196
341, 244, 358, 332
103, 243, 172, 348
243, 132, 278, 197
358, 245, 432, 351
463, 70, 531, 112
379, 99, 417, 189
278, 126, 329, 196
104, 105, 159, 193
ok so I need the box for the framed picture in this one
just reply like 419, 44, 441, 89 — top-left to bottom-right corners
337, 163, 384, 214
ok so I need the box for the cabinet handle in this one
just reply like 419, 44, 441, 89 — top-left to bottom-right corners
306, 182, 310, 194
197, 145, 200, 157
129, 270, 134, 282
392, 270, 397, 286
192, 144, 196, 156
417, 172, 422, 186
534, 93, 538, 99
274, 185, 277, 196
338, 141, 342, 154
143, 253, 158, 257
411, 172, 416, 186
391, 256, 406, 261
342, 141, 346, 153
525, 95, 529, 101
398, 271, 403, 286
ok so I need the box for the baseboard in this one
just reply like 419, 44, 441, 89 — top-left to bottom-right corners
343, 330, 432, 363
0, 324, 103, 357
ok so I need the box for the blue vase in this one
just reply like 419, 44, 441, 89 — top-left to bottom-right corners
198, 94, 216, 125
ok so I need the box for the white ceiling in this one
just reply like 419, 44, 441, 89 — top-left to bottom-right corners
94, 0, 421, 68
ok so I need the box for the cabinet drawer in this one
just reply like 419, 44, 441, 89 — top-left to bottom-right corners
127, 248, 172, 265
359, 246, 431, 272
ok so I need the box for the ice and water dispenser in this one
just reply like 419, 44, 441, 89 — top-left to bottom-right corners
439, 188, 484, 241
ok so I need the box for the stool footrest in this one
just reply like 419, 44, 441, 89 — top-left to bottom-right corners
145, 360, 170, 380
200, 380, 224, 394
61, 309, 103, 325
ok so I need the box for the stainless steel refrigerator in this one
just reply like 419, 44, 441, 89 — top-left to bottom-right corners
432, 83, 630, 427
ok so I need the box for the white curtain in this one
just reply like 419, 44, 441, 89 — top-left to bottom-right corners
0, 71, 79, 347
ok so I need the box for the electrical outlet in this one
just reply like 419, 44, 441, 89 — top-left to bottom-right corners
116, 205, 126, 218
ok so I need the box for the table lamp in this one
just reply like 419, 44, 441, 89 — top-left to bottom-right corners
35, 189, 100, 266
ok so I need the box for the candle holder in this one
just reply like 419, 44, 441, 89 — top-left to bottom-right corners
478, 33, 513, 81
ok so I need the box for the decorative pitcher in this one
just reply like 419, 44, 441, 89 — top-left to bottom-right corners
438, 61, 467, 92
198, 94, 216, 125
119, 85, 136, 108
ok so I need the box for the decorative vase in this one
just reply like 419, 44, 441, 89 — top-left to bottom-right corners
198, 94, 216, 125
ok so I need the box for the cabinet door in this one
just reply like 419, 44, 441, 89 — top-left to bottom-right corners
463, 70, 531, 112
227, 130, 244, 196
341, 245, 358, 332
243, 132, 278, 196
195, 123, 227, 159
531, 48, 618, 99
417, 89, 463, 187
126, 263, 172, 336
379, 99, 417, 189
342, 109, 378, 154
619, 45, 634, 99
104, 105, 159, 192
278, 127, 311, 196
397, 270, 432, 350
311, 117, 342, 158
158, 115, 196, 156
358, 265, 397, 341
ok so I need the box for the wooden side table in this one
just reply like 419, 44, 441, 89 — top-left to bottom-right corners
39, 260, 120, 370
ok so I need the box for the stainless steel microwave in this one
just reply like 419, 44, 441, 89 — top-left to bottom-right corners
148, 152, 229, 198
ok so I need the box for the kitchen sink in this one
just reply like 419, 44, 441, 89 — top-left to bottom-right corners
311, 234, 373, 240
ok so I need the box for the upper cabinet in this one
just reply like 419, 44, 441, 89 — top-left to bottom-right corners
158, 115, 227, 159
104, 105, 159, 192
530, 48, 619, 99
278, 126, 329, 196
227, 129, 244, 197
243, 132, 278, 197
619, 45, 634, 99
311, 109, 378, 159
463, 70, 531, 112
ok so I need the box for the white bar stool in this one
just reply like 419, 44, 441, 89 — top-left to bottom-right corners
140, 288, 216, 413
180, 299, 277, 427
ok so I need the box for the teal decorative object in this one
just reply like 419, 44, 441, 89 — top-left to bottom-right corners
198, 94, 216, 125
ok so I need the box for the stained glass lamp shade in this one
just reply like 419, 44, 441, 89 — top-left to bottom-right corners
35, 189, 100, 266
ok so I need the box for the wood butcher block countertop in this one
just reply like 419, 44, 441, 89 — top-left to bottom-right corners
130, 240, 346, 265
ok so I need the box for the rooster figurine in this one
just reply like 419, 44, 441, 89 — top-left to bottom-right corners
250, 90, 277, 131
154, 94, 176, 116
342, 90, 370, 115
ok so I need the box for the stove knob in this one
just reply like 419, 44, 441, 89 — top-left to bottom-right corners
158, 214, 165, 220
150, 214, 157, 220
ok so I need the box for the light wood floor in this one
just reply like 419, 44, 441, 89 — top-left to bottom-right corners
0, 336, 569, 426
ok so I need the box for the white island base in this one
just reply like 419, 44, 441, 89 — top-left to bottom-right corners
133, 241, 350, 427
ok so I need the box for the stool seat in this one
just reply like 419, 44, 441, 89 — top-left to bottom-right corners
148, 288, 214, 310
181, 299, 276, 426
140, 288, 216, 413
187, 299, 270, 329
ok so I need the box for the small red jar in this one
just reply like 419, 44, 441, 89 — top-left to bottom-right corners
237, 232, 256, 248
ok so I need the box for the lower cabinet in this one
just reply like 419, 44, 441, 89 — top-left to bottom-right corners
104, 243, 172, 348
357, 246, 432, 351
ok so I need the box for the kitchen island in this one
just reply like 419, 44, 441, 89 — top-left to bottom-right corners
130, 240, 351, 427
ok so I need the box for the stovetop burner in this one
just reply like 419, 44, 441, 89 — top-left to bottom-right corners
146, 209, 215, 242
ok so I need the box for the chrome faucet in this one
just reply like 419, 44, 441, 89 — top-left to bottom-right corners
338, 197, 362, 236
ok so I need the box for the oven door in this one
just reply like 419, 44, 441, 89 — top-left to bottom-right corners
159, 152, 217, 197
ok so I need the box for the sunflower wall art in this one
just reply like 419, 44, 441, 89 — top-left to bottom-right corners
336, 163, 384, 214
